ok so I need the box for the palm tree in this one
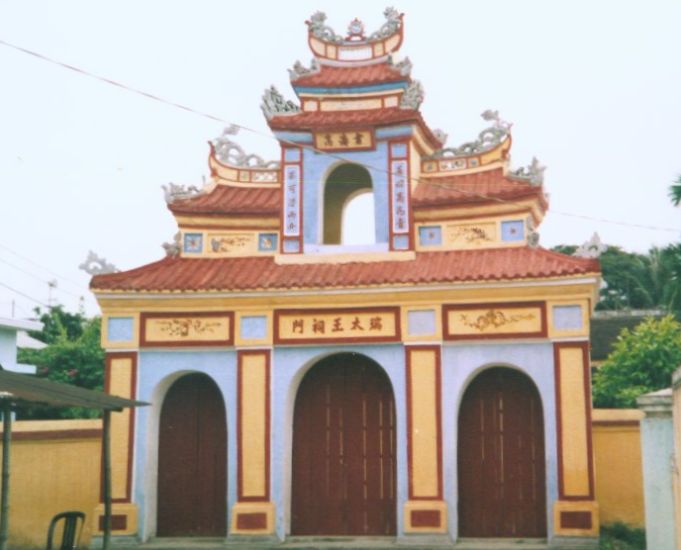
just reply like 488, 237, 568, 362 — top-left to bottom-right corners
670, 175, 681, 206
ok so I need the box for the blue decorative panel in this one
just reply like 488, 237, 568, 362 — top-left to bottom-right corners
283, 239, 300, 253
501, 220, 525, 242
407, 310, 436, 336
183, 233, 203, 253
107, 317, 134, 342
258, 233, 278, 252
284, 148, 301, 162
392, 234, 409, 250
390, 143, 408, 158
553, 305, 583, 330
240, 316, 268, 340
418, 225, 442, 246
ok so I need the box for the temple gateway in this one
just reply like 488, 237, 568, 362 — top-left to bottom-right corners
90, 8, 601, 547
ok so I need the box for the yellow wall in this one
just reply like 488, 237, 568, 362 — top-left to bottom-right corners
592, 409, 645, 527
0, 419, 101, 548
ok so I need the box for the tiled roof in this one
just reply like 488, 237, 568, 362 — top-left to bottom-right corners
292, 64, 406, 87
91, 247, 599, 293
169, 185, 280, 216
268, 107, 442, 147
413, 169, 548, 210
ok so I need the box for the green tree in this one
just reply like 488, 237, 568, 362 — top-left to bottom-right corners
592, 315, 681, 408
17, 311, 105, 419
670, 175, 681, 207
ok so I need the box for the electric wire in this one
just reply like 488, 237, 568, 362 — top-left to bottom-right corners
0, 282, 50, 308
0, 256, 84, 299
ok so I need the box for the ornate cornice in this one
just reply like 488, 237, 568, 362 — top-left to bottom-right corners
261, 86, 300, 120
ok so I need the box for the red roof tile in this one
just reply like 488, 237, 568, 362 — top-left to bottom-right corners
268, 107, 442, 147
169, 185, 280, 216
91, 248, 599, 293
292, 64, 406, 87
413, 169, 548, 210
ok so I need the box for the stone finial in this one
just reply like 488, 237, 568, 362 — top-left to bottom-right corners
400, 80, 424, 109
368, 7, 403, 41
162, 183, 201, 204
162, 232, 181, 257
211, 129, 280, 169
511, 157, 546, 186
389, 56, 412, 77
306, 11, 344, 43
574, 233, 607, 259
79, 251, 118, 275
288, 59, 320, 80
261, 86, 300, 120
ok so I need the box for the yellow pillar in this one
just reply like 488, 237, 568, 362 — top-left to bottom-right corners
92, 352, 139, 537
403, 346, 447, 533
553, 343, 599, 538
230, 350, 275, 535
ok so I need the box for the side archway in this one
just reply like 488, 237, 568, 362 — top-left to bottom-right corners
157, 373, 227, 536
291, 352, 396, 535
457, 366, 547, 537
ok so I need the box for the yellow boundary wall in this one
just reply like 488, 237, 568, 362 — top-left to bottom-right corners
0, 419, 101, 548
592, 409, 645, 527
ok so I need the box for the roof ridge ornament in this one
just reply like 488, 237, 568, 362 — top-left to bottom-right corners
211, 128, 280, 169
510, 157, 546, 186
399, 80, 424, 109
261, 85, 300, 120
526, 216, 540, 248
430, 110, 512, 158
162, 183, 202, 204
307, 11, 344, 43
288, 59, 320, 81
162, 232, 181, 258
388, 55, 412, 77
79, 251, 118, 275
574, 233, 607, 259
306, 8, 403, 45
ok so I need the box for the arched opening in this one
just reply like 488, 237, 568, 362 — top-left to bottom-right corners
291, 353, 396, 535
458, 367, 546, 538
323, 164, 374, 245
157, 373, 227, 536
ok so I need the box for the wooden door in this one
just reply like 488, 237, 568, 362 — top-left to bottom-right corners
292, 354, 396, 535
157, 373, 227, 536
458, 367, 546, 537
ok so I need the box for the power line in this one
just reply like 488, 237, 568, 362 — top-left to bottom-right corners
0, 242, 87, 292
0, 257, 84, 299
1, 38, 680, 235
0, 282, 50, 308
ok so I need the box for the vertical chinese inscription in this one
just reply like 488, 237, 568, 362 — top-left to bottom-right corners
391, 159, 410, 235
283, 164, 301, 237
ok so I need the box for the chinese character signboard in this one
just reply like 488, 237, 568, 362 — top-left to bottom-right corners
274, 307, 400, 344
314, 130, 374, 152
282, 147, 303, 253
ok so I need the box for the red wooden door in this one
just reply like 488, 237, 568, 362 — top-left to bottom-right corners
292, 354, 396, 535
157, 373, 227, 536
458, 367, 546, 537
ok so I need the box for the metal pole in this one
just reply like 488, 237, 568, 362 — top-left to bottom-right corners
102, 410, 111, 550
0, 400, 12, 550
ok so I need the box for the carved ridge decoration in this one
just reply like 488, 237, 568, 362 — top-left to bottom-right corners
211, 128, 280, 169
261, 86, 300, 120
459, 309, 535, 332
306, 8, 403, 45
443, 302, 547, 341
140, 312, 234, 347
429, 110, 511, 159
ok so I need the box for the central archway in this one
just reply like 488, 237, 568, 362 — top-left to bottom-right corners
291, 353, 396, 535
157, 373, 227, 536
323, 163, 374, 245
458, 367, 546, 538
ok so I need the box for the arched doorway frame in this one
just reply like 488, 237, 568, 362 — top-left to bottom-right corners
141, 369, 230, 539
443, 364, 557, 539
277, 347, 408, 538
319, 162, 375, 245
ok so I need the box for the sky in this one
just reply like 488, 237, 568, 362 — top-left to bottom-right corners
0, 0, 680, 319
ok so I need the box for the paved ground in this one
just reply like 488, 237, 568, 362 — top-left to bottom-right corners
104, 536, 552, 550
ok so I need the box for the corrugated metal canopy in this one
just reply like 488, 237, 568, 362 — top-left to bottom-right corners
0, 368, 147, 411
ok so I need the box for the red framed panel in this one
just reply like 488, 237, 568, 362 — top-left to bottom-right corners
442, 301, 547, 341
139, 311, 234, 348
